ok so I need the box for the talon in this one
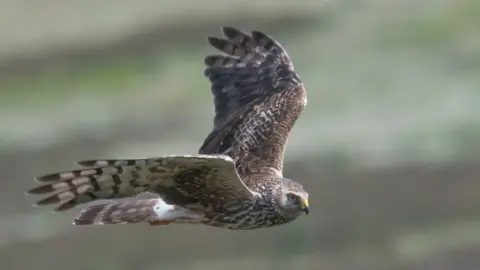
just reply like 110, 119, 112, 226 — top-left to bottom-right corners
148, 220, 172, 226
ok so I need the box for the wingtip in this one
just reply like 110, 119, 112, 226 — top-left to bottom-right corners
204, 55, 214, 66
26, 186, 44, 195
251, 29, 267, 37
206, 36, 220, 47
33, 175, 44, 183
34, 195, 58, 206
33, 176, 41, 184
221, 26, 239, 38
251, 29, 275, 45
32, 200, 48, 208
74, 160, 91, 167
34, 173, 59, 183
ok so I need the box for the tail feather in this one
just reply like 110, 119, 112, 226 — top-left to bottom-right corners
73, 204, 109, 225
73, 199, 158, 225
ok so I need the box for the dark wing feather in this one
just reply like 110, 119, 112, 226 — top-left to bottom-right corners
26, 155, 255, 211
200, 27, 307, 178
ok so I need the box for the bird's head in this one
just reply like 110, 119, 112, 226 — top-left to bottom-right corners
277, 178, 309, 218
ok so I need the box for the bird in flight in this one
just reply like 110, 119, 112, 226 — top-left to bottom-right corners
26, 26, 309, 230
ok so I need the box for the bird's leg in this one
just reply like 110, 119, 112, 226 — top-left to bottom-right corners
148, 199, 203, 226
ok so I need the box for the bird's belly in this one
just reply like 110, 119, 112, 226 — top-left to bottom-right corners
201, 211, 290, 230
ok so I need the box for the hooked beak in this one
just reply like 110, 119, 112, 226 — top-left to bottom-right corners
301, 199, 309, 215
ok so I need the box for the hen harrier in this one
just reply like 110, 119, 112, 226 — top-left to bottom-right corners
26, 26, 309, 230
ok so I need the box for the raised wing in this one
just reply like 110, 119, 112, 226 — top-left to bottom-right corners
26, 154, 255, 211
200, 27, 307, 178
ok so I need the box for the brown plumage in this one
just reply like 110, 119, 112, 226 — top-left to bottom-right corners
26, 26, 309, 229
74, 199, 159, 225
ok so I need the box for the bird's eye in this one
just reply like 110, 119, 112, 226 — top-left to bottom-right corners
287, 193, 297, 201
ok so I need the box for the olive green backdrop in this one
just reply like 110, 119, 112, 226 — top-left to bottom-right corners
0, 1, 479, 269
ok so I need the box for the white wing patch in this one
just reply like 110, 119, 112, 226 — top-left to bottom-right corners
152, 199, 204, 221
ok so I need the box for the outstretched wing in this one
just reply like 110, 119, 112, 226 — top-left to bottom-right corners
26, 154, 255, 211
200, 27, 307, 178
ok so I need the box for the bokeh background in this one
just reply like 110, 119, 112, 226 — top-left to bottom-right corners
1, 0, 479, 269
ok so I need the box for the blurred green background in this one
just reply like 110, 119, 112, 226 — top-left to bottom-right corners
1, 0, 479, 269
